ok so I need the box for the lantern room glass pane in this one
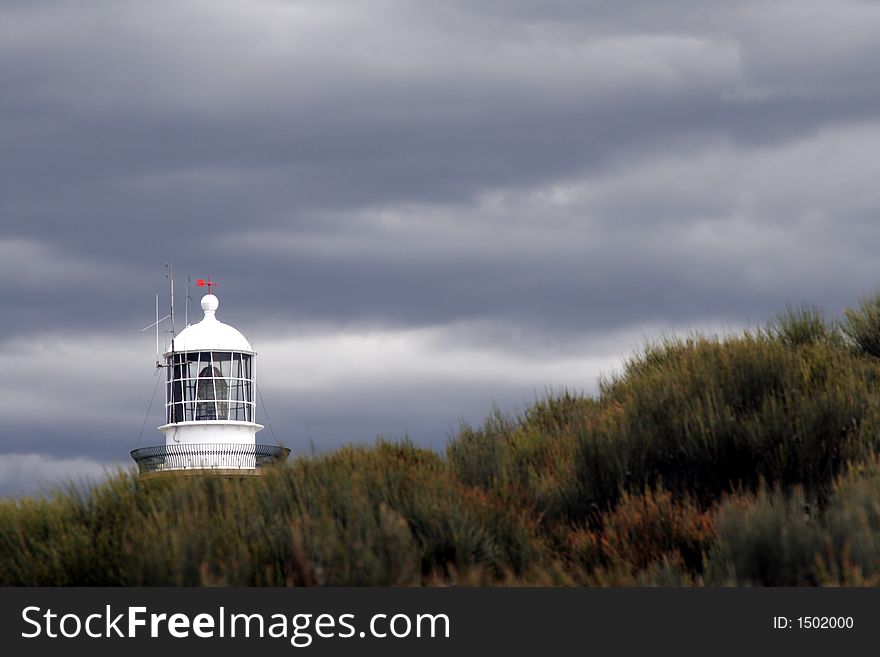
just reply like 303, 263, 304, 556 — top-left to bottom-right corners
229, 402, 252, 421
166, 350, 254, 424
196, 365, 218, 420
214, 352, 232, 378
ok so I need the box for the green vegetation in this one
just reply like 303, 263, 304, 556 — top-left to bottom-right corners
5, 295, 880, 585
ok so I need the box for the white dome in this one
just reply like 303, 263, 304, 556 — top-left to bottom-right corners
165, 294, 254, 353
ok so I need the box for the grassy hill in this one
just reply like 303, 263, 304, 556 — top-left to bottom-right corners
4, 297, 880, 585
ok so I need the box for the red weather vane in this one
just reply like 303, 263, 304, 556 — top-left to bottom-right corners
196, 276, 218, 292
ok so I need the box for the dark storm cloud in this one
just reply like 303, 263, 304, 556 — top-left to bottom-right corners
3, 0, 880, 493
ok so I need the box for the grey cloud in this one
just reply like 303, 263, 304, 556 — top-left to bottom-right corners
0, 453, 115, 498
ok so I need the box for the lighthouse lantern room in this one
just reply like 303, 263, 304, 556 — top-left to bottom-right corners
131, 279, 289, 476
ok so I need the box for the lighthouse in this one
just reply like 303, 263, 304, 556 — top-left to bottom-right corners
131, 282, 289, 476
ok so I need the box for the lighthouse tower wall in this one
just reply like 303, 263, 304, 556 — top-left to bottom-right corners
161, 420, 261, 446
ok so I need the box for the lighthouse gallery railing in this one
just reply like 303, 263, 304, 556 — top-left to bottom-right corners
130, 443, 290, 473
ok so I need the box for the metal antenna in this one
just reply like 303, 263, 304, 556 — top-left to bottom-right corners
166, 261, 176, 353
140, 294, 171, 368
166, 261, 175, 336
155, 293, 159, 368
186, 275, 191, 326
140, 263, 177, 368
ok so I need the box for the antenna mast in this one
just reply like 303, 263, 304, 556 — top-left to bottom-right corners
166, 261, 175, 352
167, 262, 175, 335
155, 294, 160, 368
140, 291, 171, 368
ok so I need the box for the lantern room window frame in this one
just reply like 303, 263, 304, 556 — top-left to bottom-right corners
165, 351, 256, 424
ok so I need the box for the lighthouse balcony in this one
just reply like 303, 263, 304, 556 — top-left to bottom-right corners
130, 443, 290, 476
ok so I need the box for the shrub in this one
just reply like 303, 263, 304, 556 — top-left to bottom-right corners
765, 304, 837, 347
706, 487, 824, 586
561, 485, 713, 586
705, 461, 880, 586
573, 335, 880, 511
0, 442, 548, 585
448, 331, 880, 530
843, 291, 880, 358
815, 458, 880, 585
594, 486, 713, 573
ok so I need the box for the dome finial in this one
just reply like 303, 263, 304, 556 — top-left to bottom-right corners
201, 293, 219, 318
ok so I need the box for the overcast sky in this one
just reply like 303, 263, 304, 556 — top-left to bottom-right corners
2, 0, 880, 495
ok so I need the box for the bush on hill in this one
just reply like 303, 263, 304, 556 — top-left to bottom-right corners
5, 298, 880, 585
